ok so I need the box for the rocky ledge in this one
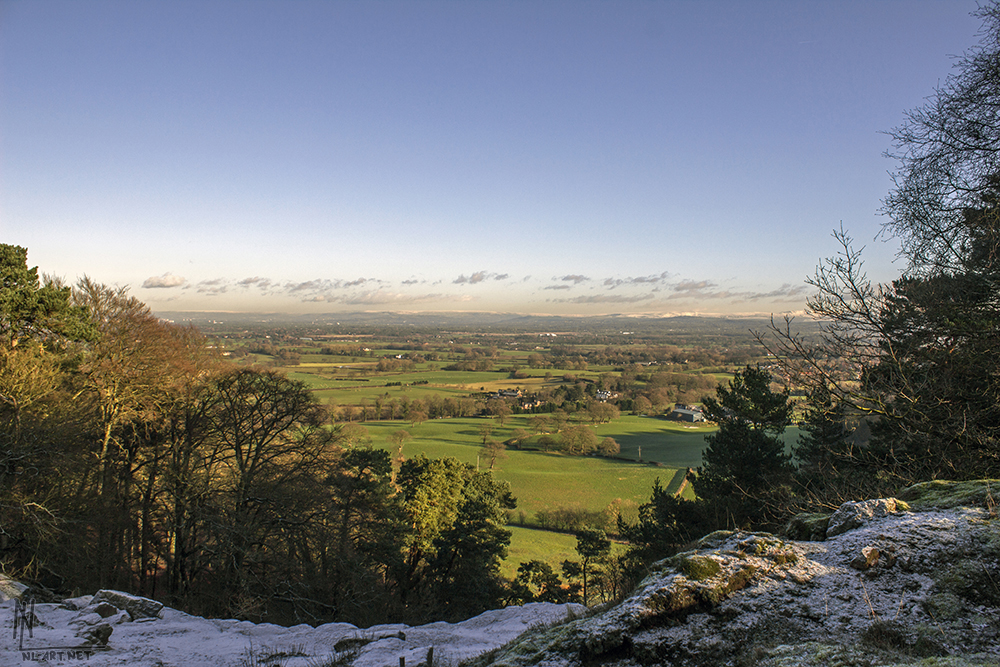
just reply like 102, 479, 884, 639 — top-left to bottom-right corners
468, 480, 1000, 667
1, 480, 998, 666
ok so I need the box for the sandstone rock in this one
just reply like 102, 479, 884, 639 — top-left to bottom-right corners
77, 622, 113, 646
0, 574, 29, 601
898, 478, 1000, 510
849, 545, 880, 570
782, 512, 831, 541
60, 595, 93, 610
93, 601, 119, 618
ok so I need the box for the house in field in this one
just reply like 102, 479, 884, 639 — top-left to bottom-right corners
668, 404, 706, 422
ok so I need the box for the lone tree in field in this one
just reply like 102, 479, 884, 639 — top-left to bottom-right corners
694, 365, 793, 528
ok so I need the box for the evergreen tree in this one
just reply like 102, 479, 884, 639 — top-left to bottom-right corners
694, 365, 793, 528
619, 477, 710, 564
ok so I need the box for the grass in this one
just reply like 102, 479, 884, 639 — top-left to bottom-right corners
361, 417, 681, 517
502, 526, 579, 579
594, 415, 713, 468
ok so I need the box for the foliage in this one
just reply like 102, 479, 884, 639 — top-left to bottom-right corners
396, 455, 516, 622
0, 246, 815, 628
573, 528, 611, 606
508, 559, 570, 605
694, 365, 793, 528
0, 244, 92, 350
619, 477, 710, 565
559, 424, 598, 455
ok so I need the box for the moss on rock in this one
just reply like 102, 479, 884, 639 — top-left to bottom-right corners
676, 555, 722, 581
897, 479, 1000, 511
783, 512, 832, 541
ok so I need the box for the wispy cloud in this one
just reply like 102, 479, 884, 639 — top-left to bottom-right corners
603, 272, 671, 289
558, 274, 590, 284
237, 276, 274, 291
551, 293, 656, 304
672, 279, 717, 294
344, 291, 444, 305
195, 279, 228, 295
453, 271, 509, 284
300, 290, 446, 306
543, 284, 572, 291
142, 273, 186, 289
665, 281, 809, 302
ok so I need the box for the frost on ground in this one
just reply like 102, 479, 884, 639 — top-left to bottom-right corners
2, 480, 999, 667
0, 590, 583, 667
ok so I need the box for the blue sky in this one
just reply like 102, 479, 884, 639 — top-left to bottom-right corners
0, 0, 984, 316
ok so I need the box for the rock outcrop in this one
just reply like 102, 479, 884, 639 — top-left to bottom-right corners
469, 480, 1000, 667
1, 480, 997, 666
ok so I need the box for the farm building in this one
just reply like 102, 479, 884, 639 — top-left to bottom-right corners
669, 405, 706, 422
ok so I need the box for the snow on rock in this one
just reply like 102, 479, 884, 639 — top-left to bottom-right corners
4, 481, 999, 667
467, 483, 1000, 667
89, 590, 164, 620
0, 575, 29, 603
0, 591, 584, 666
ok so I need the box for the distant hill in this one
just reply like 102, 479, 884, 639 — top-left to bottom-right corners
155, 310, 824, 338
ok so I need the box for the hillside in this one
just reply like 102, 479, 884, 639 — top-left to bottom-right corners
3, 480, 997, 666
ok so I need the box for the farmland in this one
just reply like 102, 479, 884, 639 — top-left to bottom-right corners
192, 313, 813, 571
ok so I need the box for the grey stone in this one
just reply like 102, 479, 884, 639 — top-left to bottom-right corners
91, 589, 164, 619
826, 498, 903, 537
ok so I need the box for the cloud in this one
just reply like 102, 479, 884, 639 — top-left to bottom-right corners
664, 280, 810, 302
343, 291, 444, 305
237, 276, 274, 291
299, 291, 445, 305
454, 271, 487, 284
672, 280, 717, 294
543, 285, 572, 291
603, 272, 671, 289
552, 293, 656, 304
559, 274, 590, 284
453, 271, 508, 284
745, 284, 810, 300
195, 279, 228, 295
142, 273, 186, 289
287, 279, 333, 293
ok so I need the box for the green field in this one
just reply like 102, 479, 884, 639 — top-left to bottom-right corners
502, 526, 578, 579
361, 417, 682, 521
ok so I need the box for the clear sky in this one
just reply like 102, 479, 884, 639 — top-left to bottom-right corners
0, 0, 985, 317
